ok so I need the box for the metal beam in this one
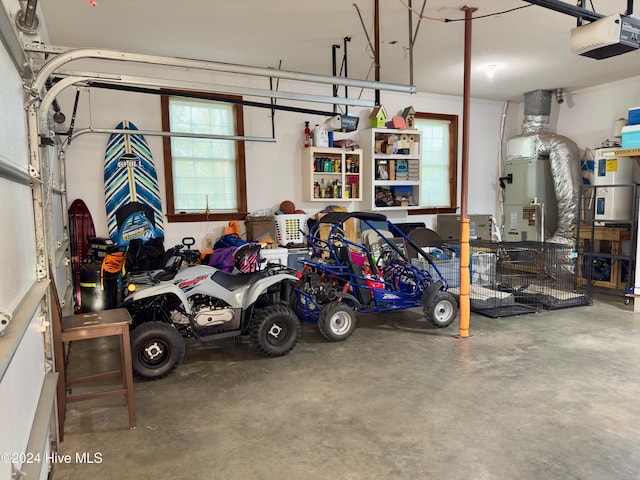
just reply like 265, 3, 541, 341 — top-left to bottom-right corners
61, 128, 276, 155
522, 0, 604, 22
30, 47, 417, 98
39, 72, 376, 128
54, 69, 376, 107
0, 155, 40, 186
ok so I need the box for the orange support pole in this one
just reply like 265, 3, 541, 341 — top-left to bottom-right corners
459, 218, 471, 338
458, 6, 476, 338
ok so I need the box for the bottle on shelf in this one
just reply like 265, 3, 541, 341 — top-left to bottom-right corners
304, 121, 311, 148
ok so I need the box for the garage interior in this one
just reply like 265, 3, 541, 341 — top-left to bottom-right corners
3, 1, 640, 479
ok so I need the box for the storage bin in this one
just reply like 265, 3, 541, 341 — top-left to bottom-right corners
621, 124, 640, 148
275, 214, 307, 246
628, 107, 640, 126
287, 247, 311, 272
260, 247, 289, 268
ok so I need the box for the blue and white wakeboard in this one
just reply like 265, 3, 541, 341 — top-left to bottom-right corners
104, 120, 164, 246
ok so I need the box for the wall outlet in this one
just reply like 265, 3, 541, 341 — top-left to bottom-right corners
203, 234, 215, 250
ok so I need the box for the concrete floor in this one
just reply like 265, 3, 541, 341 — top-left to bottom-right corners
54, 293, 640, 480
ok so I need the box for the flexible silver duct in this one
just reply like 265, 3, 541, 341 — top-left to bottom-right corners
520, 90, 581, 245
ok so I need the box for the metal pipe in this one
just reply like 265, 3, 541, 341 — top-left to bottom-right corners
408, 0, 427, 86
459, 6, 477, 339
409, 0, 413, 85
353, 4, 374, 52
22, 0, 38, 29
52, 69, 377, 108
39, 72, 376, 128
68, 128, 275, 144
0, 156, 40, 186
332, 44, 340, 114
343, 36, 351, 115
412, 0, 427, 45
30, 47, 416, 98
374, 0, 381, 105
60, 128, 275, 156
55, 69, 377, 109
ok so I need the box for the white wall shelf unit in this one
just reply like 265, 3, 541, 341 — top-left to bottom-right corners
360, 128, 423, 211
302, 147, 362, 202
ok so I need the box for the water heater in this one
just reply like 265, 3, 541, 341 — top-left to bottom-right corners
593, 147, 634, 222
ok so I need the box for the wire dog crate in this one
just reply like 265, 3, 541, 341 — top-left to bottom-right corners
433, 240, 591, 317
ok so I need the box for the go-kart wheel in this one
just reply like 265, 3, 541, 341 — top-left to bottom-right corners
130, 321, 186, 380
250, 305, 301, 357
318, 302, 357, 341
424, 290, 458, 328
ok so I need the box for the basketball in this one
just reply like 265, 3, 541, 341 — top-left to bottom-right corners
279, 200, 296, 214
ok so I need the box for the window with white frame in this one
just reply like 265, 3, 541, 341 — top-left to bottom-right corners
411, 112, 458, 214
161, 93, 247, 222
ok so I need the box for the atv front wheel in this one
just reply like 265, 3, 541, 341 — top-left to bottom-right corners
318, 302, 357, 341
130, 321, 186, 380
424, 290, 458, 328
250, 305, 301, 357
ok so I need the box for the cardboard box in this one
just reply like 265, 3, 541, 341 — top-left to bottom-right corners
245, 219, 277, 243
315, 213, 358, 243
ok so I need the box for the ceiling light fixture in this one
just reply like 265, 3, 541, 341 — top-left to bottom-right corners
486, 64, 497, 79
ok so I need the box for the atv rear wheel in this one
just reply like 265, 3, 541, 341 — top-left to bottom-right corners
318, 302, 357, 341
250, 305, 301, 357
424, 290, 458, 328
130, 321, 186, 380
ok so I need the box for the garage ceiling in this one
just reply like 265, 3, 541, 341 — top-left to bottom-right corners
38, 0, 640, 102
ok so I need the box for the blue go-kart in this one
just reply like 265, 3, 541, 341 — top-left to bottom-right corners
293, 211, 458, 341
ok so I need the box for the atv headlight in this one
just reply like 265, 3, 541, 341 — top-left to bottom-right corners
127, 283, 137, 293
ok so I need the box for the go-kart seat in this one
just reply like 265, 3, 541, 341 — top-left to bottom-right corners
337, 246, 372, 305
361, 229, 394, 267
406, 228, 443, 260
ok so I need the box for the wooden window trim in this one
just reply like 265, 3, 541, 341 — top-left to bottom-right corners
160, 91, 248, 223
409, 112, 459, 216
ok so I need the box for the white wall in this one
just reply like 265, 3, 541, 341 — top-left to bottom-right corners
504, 77, 640, 155
555, 77, 640, 151
58, 62, 505, 248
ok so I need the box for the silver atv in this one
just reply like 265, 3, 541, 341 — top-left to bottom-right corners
120, 243, 301, 379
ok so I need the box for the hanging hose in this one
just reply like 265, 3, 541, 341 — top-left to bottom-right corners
101, 251, 126, 290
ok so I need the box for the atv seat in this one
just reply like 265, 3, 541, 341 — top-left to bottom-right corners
212, 269, 270, 291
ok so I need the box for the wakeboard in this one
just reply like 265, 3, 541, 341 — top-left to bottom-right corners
68, 198, 96, 313
104, 120, 164, 246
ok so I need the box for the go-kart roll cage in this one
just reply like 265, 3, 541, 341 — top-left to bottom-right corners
308, 211, 445, 276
